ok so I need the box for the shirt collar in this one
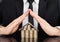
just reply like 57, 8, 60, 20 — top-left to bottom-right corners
34, 0, 39, 4
23, 0, 39, 4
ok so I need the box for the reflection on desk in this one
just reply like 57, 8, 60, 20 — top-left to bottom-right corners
0, 36, 60, 42
0, 36, 17, 42
21, 38, 37, 42
43, 37, 60, 42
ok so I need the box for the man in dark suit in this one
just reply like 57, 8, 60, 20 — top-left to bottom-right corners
0, 0, 60, 41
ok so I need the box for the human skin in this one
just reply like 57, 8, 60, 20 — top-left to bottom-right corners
0, 9, 29, 35
29, 9, 60, 36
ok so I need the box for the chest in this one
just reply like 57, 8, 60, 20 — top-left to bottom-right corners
2, 0, 58, 26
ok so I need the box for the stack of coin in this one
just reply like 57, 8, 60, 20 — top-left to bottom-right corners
21, 23, 38, 42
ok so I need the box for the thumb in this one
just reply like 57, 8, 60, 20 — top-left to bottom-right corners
29, 9, 35, 17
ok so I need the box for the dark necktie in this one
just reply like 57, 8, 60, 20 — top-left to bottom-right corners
28, 0, 34, 25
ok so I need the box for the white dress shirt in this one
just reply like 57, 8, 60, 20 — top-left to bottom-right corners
22, 0, 39, 29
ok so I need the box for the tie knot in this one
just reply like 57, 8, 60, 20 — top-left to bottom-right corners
28, 0, 34, 4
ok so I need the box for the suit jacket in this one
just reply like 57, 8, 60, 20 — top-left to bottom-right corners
0, 0, 60, 41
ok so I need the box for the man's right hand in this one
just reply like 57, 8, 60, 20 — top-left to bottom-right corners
0, 9, 29, 35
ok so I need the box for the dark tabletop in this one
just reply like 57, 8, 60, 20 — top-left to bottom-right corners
0, 36, 60, 42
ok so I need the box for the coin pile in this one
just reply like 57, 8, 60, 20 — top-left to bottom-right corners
21, 23, 38, 42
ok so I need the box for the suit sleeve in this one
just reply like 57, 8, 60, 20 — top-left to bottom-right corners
0, 1, 3, 25
58, 13, 60, 26
58, 0, 60, 25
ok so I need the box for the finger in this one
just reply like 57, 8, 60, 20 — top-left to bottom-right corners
29, 9, 48, 24
0, 10, 29, 35
29, 9, 38, 18
9, 9, 30, 34
29, 9, 52, 28
22, 9, 30, 17
7, 10, 29, 28
6, 10, 29, 34
29, 9, 40, 22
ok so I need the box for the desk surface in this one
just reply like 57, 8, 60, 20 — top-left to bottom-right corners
0, 36, 60, 42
